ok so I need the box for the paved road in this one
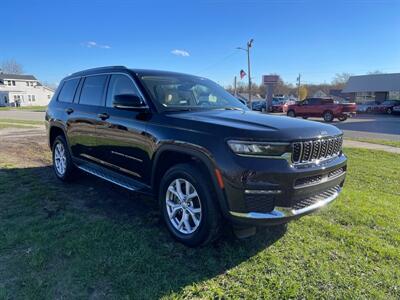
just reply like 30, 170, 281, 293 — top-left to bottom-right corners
0, 110, 45, 121
1, 110, 399, 141
308, 114, 400, 141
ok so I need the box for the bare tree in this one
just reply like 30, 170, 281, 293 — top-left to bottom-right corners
331, 72, 352, 88
0, 59, 24, 74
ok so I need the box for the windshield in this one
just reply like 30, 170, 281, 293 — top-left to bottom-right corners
139, 75, 248, 111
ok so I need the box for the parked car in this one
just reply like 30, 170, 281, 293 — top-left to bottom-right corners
271, 99, 285, 112
373, 100, 400, 114
286, 98, 356, 122
46, 66, 347, 246
356, 101, 378, 113
393, 104, 400, 115
251, 99, 266, 111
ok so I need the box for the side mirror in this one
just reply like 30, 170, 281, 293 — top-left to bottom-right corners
113, 94, 147, 110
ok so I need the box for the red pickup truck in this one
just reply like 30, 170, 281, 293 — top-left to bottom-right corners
285, 98, 356, 122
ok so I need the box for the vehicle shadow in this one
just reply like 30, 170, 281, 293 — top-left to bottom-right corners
0, 165, 286, 299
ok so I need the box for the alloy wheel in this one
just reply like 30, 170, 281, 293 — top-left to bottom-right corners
165, 178, 202, 235
54, 142, 67, 176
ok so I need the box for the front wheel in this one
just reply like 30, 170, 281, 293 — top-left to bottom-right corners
323, 111, 334, 122
287, 110, 296, 117
159, 164, 222, 247
338, 115, 348, 122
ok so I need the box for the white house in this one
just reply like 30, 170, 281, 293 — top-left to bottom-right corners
0, 73, 55, 107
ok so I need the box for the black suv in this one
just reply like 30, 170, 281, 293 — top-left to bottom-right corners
46, 66, 347, 246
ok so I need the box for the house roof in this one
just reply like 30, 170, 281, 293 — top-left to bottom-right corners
342, 73, 400, 93
0, 73, 38, 81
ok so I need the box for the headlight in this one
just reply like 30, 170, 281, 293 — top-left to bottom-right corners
227, 140, 290, 157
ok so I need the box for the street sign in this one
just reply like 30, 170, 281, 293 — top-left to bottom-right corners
262, 75, 279, 85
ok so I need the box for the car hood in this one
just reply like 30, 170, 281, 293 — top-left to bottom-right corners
166, 109, 342, 141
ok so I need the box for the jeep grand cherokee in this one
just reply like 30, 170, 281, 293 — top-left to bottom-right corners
46, 66, 347, 246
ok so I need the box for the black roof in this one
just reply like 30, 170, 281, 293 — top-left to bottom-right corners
0, 73, 37, 80
67, 66, 200, 79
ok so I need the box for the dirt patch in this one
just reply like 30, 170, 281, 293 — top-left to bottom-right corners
0, 129, 155, 222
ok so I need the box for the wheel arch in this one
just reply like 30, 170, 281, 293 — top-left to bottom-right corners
49, 125, 67, 149
151, 144, 229, 216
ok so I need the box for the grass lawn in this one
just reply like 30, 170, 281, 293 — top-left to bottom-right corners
0, 118, 44, 126
346, 138, 400, 148
0, 106, 47, 112
0, 123, 35, 129
0, 148, 399, 299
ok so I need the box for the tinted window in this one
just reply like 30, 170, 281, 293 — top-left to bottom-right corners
321, 99, 334, 104
106, 74, 141, 107
58, 78, 80, 103
308, 99, 321, 105
79, 75, 108, 106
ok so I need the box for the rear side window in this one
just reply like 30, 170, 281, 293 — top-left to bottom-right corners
79, 75, 108, 106
106, 74, 141, 107
308, 99, 321, 105
58, 78, 80, 103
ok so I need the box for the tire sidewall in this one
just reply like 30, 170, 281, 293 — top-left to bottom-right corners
159, 164, 217, 246
323, 111, 334, 122
287, 110, 295, 117
52, 136, 73, 181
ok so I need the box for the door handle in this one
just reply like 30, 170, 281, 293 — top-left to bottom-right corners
98, 113, 110, 120
65, 108, 74, 114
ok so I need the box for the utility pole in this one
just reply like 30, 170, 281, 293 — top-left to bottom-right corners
237, 39, 254, 109
297, 73, 301, 100
234, 76, 237, 96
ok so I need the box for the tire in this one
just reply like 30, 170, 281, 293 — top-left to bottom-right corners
287, 110, 296, 117
302, 116, 308, 119
338, 115, 348, 122
387, 108, 392, 115
52, 135, 77, 181
159, 163, 222, 247
323, 111, 334, 122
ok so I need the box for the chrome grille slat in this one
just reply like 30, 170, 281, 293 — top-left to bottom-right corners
291, 136, 343, 164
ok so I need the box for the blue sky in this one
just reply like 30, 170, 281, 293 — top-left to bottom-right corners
2, 0, 400, 86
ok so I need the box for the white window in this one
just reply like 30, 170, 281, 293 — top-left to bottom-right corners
8, 81, 12, 86
28, 95, 31, 101
12, 81, 16, 86
26, 82, 29, 86
32, 95, 36, 101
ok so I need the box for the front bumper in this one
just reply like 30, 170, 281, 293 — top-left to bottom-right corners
229, 185, 342, 226
220, 152, 347, 226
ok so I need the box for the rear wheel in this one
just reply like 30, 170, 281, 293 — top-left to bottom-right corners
338, 115, 348, 122
387, 108, 392, 115
302, 116, 308, 119
52, 135, 77, 181
287, 110, 296, 117
159, 163, 221, 247
323, 111, 334, 122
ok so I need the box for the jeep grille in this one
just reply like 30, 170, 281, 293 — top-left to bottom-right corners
292, 136, 343, 164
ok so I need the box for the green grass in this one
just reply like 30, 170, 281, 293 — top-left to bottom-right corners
0, 105, 47, 112
0, 148, 399, 299
346, 138, 400, 148
0, 123, 35, 129
0, 118, 44, 126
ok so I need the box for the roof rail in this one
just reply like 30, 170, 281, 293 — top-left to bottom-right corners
69, 65, 127, 76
